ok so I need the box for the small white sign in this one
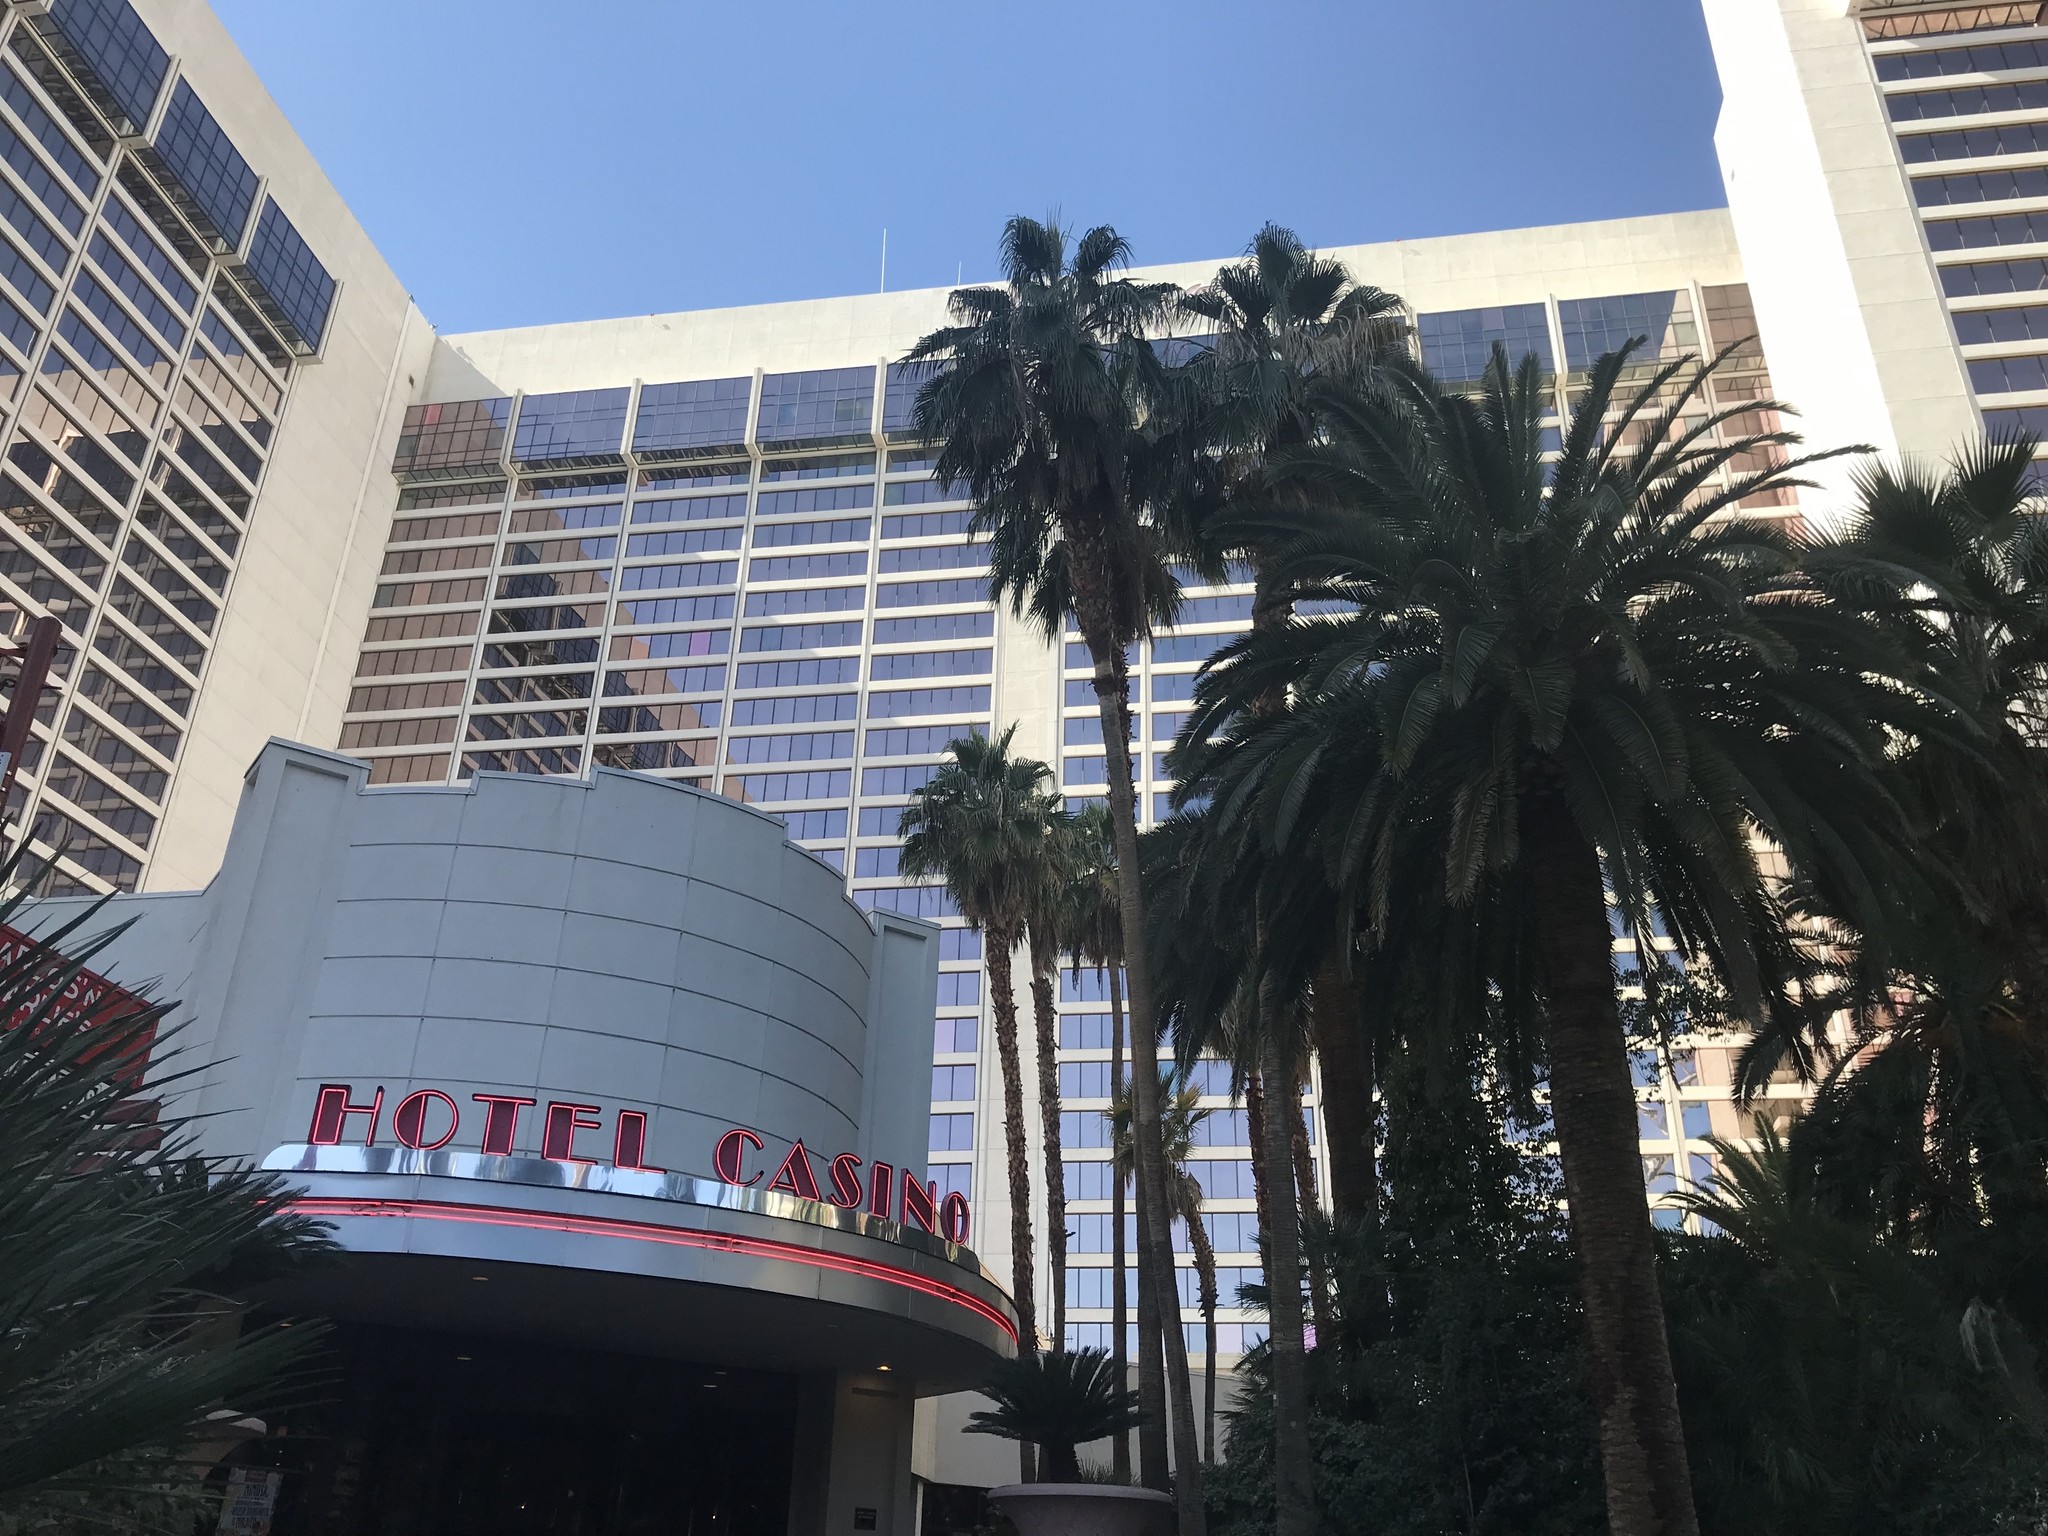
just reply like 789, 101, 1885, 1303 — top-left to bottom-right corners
216, 1468, 281, 1536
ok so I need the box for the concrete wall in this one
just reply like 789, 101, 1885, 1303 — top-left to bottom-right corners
54, 739, 936, 1182
1704, 0, 1980, 513
131, 0, 425, 891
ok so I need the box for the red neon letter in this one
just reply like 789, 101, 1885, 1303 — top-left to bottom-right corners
614, 1111, 665, 1172
391, 1089, 459, 1151
473, 1094, 535, 1156
867, 1161, 895, 1220
828, 1153, 864, 1208
309, 1084, 383, 1147
713, 1127, 765, 1186
900, 1168, 939, 1234
767, 1140, 822, 1201
941, 1192, 971, 1245
542, 1101, 603, 1163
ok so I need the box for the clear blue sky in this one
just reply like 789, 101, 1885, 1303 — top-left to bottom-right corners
211, 1, 1726, 336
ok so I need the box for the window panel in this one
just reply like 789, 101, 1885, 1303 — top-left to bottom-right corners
881, 508, 973, 538
1927, 209, 2048, 249
873, 611, 991, 644
761, 452, 874, 482
747, 550, 867, 581
869, 648, 991, 681
749, 516, 871, 548
878, 542, 988, 574
149, 81, 256, 243
755, 484, 873, 516
726, 693, 855, 726
1899, 119, 2048, 163
631, 492, 747, 526
632, 378, 752, 458
0, 61, 96, 195
41, 0, 169, 132
512, 386, 630, 468
1888, 79, 2048, 120
733, 656, 858, 688
725, 730, 853, 764
1953, 302, 2048, 342
866, 685, 991, 717
724, 769, 851, 802
755, 365, 874, 446
740, 620, 862, 651
393, 397, 512, 481
591, 739, 712, 772
1914, 165, 2048, 206
1416, 302, 1555, 382
1557, 290, 1697, 372
876, 576, 987, 607
743, 585, 864, 617
243, 196, 334, 349
0, 114, 83, 233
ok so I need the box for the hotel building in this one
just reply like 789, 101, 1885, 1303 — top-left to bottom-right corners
0, 0, 2012, 1522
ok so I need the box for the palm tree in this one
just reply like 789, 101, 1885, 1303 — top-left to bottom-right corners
909, 215, 1209, 1527
1112, 1069, 1221, 1465
0, 880, 329, 1523
1175, 226, 1408, 1535
965, 1347, 1144, 1483
899, 728, 1060, 1420
1173, 344, 1952, 1536
1059, 804, 1134, 1480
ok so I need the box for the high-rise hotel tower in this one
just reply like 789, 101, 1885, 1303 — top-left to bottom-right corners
0, 0, 2017, 1493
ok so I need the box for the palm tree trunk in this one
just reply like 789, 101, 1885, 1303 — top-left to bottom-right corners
1523, 792, 1699, 1536
1257, 1011, 1318, 1536
1134, 1171, 1168, 1484
1109, 962, 1132, 1485
987, 931, 1038, 1484
1244, 562, 1320, 1535
1287, 1067, 1333, 1341
1311, 950, 1378, 1233
1029, 929, 1068, 1355
1244, 1067, 1275, 1268
1076, 566, 1206, 1535
1186, 1206, 1220, 1465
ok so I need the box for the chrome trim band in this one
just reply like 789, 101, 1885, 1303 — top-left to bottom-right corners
261, 1143, 991, 1280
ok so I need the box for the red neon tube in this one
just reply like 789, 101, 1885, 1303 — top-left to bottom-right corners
291, 1196, 1018, 1345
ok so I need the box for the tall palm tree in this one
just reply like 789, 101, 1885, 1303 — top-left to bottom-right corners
1024, 810, 1078, 1357
909, 216, 1209, 1527
1059, 804, 1134, 1481
1173, 344, 1955, 1536
1112, 1069, 1221, 1465
1174, 226, 1408, 1536
899, 728, 1060, 1420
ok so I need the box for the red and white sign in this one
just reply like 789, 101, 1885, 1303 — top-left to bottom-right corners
303, 1086, 970, 1247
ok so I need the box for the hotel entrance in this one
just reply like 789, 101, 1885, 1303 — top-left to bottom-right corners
258, 1324, 800, 1536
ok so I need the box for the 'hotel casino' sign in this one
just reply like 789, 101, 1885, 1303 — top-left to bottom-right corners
306, 1084, 971, 1246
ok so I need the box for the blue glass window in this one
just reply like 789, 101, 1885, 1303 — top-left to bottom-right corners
150, 82, 256, 245
512, 387, 629, 468
1888, 80, 2048, 121
0, 289, 35, 354
881, 360, 938, 438
1557, 291, 1697, 372
1952, 303, 2048, 345
0, 230, 54, 316
1927, 209, 2048, 251
0, 64, 97, 195
1417, 303, 1554, 383
0, 117, 83, 234
43, 0, 168, 132
1916, 167, 2048, 208
632, 377, 751, 458
1876, 37, 2048, 78
244, 198, 334, 350
1900, 120, 2048, 165
757, 366, 874, 447
88, 231, 182, 348
104, 196, 195, 312
1968, 352, 2048, 394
